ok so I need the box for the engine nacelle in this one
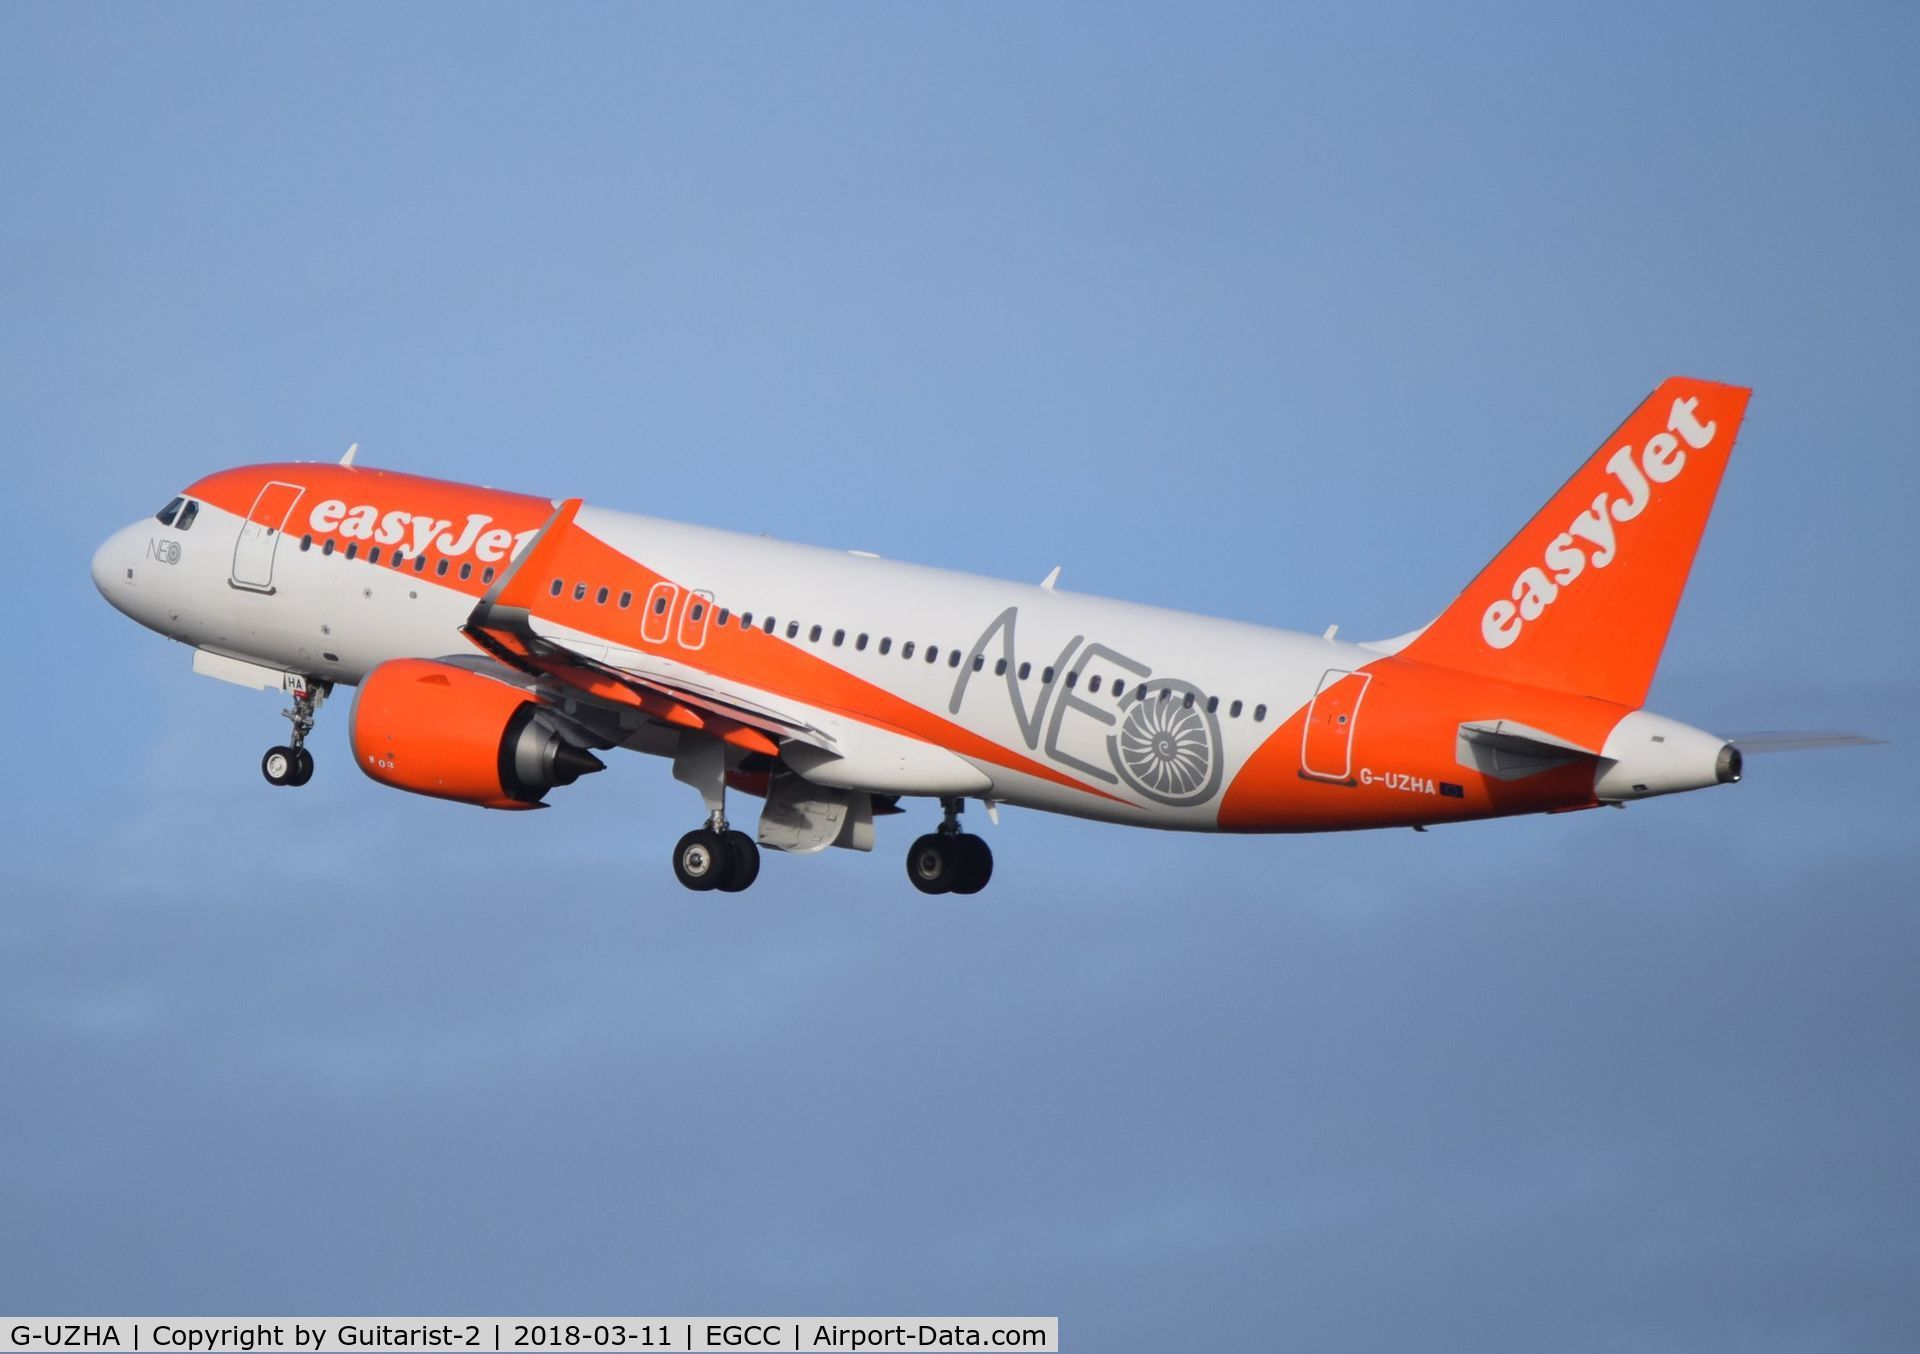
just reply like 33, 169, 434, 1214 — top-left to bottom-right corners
350, 659, 604, 809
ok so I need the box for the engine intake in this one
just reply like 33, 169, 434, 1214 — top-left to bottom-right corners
351, 658, 604, 809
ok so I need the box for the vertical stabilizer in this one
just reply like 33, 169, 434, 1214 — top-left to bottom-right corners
1398, 377, 1750, 708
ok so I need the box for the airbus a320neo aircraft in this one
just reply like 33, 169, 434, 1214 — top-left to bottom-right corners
92, 378, 1870, 894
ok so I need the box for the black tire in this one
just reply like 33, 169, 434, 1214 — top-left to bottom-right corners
288, 747, 315, 787
717, 831, 761, 893
673, 828, 728, 892
262, 746, 296, 786
950, 834, 994, 895
906, 833, 957, 895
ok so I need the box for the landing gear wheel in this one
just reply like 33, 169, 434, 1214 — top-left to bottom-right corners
262, 746, 297, 787
673, 828, 728, 892
951, 834, 993, 895
288, 747, 315, 787
907, 833, 960, 895
716, 830, 761, 893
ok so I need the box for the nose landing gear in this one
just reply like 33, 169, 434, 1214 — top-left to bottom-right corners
262, 678, 327, 788
261, 744, 312, 787
906, 797, 993, 895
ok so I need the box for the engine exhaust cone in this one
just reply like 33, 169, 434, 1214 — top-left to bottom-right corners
551, 743, 606, 786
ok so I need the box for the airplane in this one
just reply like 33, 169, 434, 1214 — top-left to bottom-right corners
90, 377, 1875, 894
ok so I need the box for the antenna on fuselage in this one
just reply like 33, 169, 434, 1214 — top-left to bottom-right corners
1040, 565, 1061, 590
339, 442, 359, 468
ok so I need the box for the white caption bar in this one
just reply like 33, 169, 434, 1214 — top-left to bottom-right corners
1, 1320, 1057, 1354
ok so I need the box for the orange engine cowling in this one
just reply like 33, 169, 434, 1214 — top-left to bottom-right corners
350, 658, 605, 809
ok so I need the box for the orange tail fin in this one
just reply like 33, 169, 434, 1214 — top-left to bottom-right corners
1397, 377, 1751, 708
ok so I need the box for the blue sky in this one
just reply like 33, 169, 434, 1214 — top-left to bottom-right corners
3, 3, 1916, 1348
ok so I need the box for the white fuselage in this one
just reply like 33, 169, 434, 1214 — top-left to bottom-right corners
94, 493, 1369, 830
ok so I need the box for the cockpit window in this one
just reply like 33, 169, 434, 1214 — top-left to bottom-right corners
175, 499, 199, 531
155, 496, 184, 527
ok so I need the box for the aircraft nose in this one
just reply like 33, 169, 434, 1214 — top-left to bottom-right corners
91, 523, 140, 613
90, 534, 116, 598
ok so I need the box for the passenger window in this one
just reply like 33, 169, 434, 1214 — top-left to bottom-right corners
786, 621, 800, 639
597, 586, 609, 604
618, 591, 632, 608
175, 500, 199, 531
833, 629, 845, 646
413, 556, 426, 573
155, 496, 184, 527
809, 625, 822, 642
1254, 704, 1268, 722
300, 534, 312, 552
1042, 666, 1054, 683
691, 602, 705, 622
717, 609, 730, 626
856, 633, 869, 651
1205, 695, 1218, 714
879, 638, 892, 655
763, 616, 776, 634
322, 539, 335, 556
550, 579, 563, 597
1136, 683, 1149, 700
949, 651, 961, 668
1089, 675, 1102, 693
368, 546, 382, 564
926, 647, 939, 664
1018, 662, 1031, 680
653, 595, 669, 615
437, 559, 450, 577
1182, 692, 1195, 709
741, 612, 754, 628
483, 567, 495, 583
461, 562, 473, 580
345, 542, 358, 560
972, 654, 984, 671
573, 582, 587, 600
391, 552, 405, 568
902, 642, 916, 659
995, 658, 1008, 676
1230, 700, 1243, 718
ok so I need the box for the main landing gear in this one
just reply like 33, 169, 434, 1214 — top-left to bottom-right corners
262, 679, 328, 788
666, 739, 993, 895
673, 815, 762, 894
906, 797, 993, 895
670, 735, 761, 892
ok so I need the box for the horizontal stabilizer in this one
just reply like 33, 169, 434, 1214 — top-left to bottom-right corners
1722, 731, 1886, 754
1457, 719, 1600, 781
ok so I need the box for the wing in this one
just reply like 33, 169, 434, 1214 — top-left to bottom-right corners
459, 498, 828, 757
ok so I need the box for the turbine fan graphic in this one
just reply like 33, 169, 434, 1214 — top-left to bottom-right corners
1114, 688, 1220, 805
